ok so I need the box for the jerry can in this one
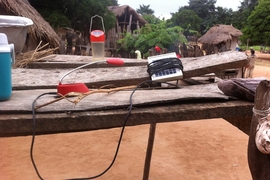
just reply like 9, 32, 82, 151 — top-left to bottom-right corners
0, 33, 15, 101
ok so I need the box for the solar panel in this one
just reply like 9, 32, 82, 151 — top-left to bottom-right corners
147, 52, 183, 82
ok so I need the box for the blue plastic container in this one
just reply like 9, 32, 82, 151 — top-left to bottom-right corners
0, 33, 15, 101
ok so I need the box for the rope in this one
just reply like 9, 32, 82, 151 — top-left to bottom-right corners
253, 107, 270, 117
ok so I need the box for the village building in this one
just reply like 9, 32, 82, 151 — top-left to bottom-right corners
198, 24, 243, 55
106, 5, 148, 57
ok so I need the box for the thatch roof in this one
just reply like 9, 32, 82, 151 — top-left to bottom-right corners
108, 5, 148, 25
0, 0, 60, 48
198, 24, 242, 45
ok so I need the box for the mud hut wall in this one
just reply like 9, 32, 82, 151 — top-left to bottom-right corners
230, 36, 239, 51
106, 28, 118, 49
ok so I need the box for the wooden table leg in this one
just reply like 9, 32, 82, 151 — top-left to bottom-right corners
143, 123, 156, 180
248, 80, 270, 179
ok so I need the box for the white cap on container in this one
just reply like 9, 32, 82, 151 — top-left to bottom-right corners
0, 33, 8, 45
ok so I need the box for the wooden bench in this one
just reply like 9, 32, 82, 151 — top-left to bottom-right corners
1, 51, 253, 179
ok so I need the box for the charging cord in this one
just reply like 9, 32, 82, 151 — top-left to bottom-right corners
30, 92, 58, 180
30, 80, 153, 180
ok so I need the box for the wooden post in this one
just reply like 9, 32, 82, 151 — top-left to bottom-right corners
248, 80, 270, 180
143, 123, 156, 180
127, 14, 132, 33
116, 19, 121, 39
59, 35, 66, 54
124, 9, 127, 30
136, 21, 140, 33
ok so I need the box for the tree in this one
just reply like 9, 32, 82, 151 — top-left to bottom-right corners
29, 0, 116, 32
142, 14, 162, 24
45, 12, 71, 30
186, 0, 217, 33
232, 0, 258, 30
136, 4, 154, 15
188, 0, 217, 19
170, 8, 201, 32
110, 0, 118, 5
214, 7, 234, 25
117, 21, 187, 58
117, 32, 137, 53
135, 22, 186, 54
241, 0, 270, 45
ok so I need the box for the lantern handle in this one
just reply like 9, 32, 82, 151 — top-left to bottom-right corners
89, 15, 105, 33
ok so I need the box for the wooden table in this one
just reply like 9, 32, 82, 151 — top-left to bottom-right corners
0, 51, 254, 179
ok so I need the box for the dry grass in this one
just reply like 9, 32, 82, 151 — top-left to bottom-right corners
14, 42, 58, 68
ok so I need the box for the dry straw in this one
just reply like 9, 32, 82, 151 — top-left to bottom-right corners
14, 41, 58, 68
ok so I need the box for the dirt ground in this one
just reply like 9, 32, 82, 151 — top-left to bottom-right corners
1, 52, 270, 180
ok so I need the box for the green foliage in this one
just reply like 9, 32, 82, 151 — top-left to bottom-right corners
117, 21, 187, 56
170, 9, 201, 32
110, 0, 118, 5
169, 0, 238, 34
117, 32, 137, 53
29, 0, 116, 31
136, 4, 155, 15
241, 0, 270, 45
239, 45, 261, 51
231, 0, 258, 30
188, 0, 217, 19
215, 7, 234, 25
187, 0, 217, 32
142, 14, 161, 24
45, 12, 71, 29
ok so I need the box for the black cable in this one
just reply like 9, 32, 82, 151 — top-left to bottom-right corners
30, 80, 154, 180
147, 57, 183, 77
30, 92, 58, 180
66, 80, 153, 180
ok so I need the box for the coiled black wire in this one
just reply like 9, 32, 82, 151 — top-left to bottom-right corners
147, 57, 183, 77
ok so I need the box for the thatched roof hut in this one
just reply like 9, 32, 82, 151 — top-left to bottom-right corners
198, 24, 242, 44
198, 24, 242, 54
105, 5, 148, 57
108, 5, 148, 27
0, 0, 60, 51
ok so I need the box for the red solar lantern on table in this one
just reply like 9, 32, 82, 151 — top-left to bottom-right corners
57, 58, 124, 96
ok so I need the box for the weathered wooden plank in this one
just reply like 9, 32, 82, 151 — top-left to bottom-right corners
12, 66, 149, 90
2, 83, 230, 113
181, 51, 248, 77
28, 55, 148, 69
0, 100, 253, 137
12, 51, 248, 90
28, 51, 246, 69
